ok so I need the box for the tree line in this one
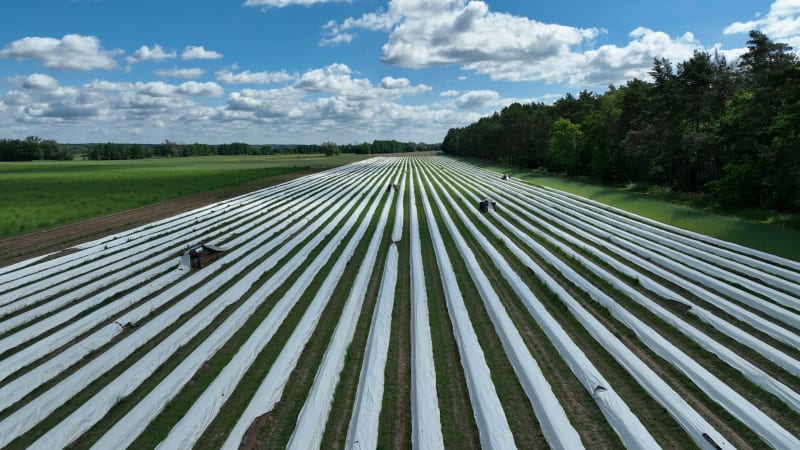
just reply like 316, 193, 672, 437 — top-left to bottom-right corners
442, 31, 800, 212
0, 138, 437, 162
0, 136, 71, 161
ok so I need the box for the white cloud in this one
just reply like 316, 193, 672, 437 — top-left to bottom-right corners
725, 0, 800, 41
325, 0, 598, 69
0, 34, 120, 71
155, 67, 205, 79
244, 0, 349, 7
321, 10, 397, 45
216, 69, 294, 84
22, 74, 60, 90
1, 64, 471, 144
132, 80, 224, 98
440, 89, 459, 97
182, 45, 223, 60
455, 89, 499, 109
176, 81, 225, 97
380, 76, 410, 89
126, 44, 176, 64
293, 63, 430, 97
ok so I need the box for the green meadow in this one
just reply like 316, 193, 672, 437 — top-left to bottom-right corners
0, 154, 368, 239
471, 160, 800, 262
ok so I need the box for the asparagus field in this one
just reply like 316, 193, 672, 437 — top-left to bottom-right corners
1, 156, 799, 449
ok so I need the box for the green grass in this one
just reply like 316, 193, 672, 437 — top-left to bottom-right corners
0, 154, 372, 239
460, 158, 800, 262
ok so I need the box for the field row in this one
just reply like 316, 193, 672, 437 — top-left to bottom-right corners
0, 156, 798, 449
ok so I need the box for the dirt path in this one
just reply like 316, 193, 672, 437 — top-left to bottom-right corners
0, 170, 318, 268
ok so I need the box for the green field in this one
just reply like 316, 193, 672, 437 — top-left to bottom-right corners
0, 154, 371, 239
468, 159, 800, 262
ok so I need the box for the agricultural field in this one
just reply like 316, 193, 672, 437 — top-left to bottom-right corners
0, 156, 799, 449
0, 154, 373, 240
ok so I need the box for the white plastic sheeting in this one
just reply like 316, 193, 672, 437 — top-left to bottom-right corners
92, 165, 395, 450
416, 167, 517, 450
407, 162, 445, 450
0, 162, 369, 381
440, 160, 800, 382
528, 190, 800, 331
0, 161, 389, 447
540, 186, 800, 282
486, 177, 800, 350
450, 162, 800, 379
421, 158, 731, 450
419, 165, 585, 450
345, 244, 399, 450
164, 163, 395, 450
286, 172, 397, 450
432, 157, 798, 449
419, 161, 660, 450
533, 189, 800, 311
4, 156, 799, 448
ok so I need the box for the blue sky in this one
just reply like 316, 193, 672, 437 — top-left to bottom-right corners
1, 0, 798, 145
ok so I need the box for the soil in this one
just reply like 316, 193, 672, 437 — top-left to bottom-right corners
0, 170, 318, 268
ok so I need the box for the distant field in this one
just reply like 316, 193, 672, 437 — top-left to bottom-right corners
0, 154, 369, 239
465, 159, 800, 262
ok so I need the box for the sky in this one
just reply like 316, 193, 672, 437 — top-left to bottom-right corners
1, 0, 799, 145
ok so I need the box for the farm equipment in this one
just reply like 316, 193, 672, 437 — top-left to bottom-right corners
179, 244, 227, 270
479, 199, 497, 212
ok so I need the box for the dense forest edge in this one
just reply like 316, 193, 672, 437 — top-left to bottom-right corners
442, 31, 800, 214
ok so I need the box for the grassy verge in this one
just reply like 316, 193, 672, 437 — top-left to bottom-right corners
456, 157, 800, 262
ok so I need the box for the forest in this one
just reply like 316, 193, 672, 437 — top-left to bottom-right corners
442, 31, 800, 212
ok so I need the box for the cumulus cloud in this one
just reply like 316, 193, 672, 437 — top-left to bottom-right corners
155, 67, 205, 78
380, 76, 410, 89
0, 34, 120, 70
324, 0, 598, 68
293, 64, 431, 98
22, 74, 60, 90
182, 45, 223, 60
176, 81, 225, 97
321, 10, 397, 46
216, 69, 294, 84
1, 63, 466, 143
323, 0, 739, 87
454, 89, 500, 108
725, 0, 800, 42
440, 89, 459, 97
126, 44, 176, 64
